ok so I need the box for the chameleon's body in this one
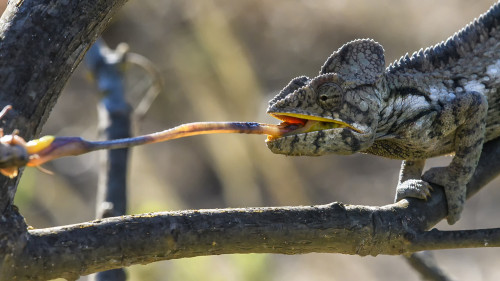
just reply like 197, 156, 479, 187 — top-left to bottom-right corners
266, 2, 500, 224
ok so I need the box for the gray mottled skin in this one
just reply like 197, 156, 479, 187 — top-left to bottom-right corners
267, 2, 500, 224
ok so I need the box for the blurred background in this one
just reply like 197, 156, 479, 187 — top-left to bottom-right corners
8, 0, 500, 280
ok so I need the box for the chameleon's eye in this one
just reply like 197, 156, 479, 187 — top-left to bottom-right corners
316, 83, 342, 109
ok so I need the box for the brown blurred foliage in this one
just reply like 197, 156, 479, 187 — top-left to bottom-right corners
11, 1, 500, 280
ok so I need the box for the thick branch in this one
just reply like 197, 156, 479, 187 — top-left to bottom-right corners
12, 203, 412, 280
0, 0, 127, 280
14, 203, 500, 280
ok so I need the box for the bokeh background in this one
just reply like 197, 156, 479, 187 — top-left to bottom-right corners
10, 0, 500, 280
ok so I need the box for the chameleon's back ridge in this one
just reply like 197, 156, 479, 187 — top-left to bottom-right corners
386, 1, 500, 143
388, 1, 500, 75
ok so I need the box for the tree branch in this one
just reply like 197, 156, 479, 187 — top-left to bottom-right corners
87, 40, 131, 220
8, 203, 420, 280
409, 228, 500, 252
0, 0, 127, 280
405, 252, 455, 281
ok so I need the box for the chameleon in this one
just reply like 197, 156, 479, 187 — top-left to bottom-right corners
2, 3, 499, 227
266, 1, 500, 224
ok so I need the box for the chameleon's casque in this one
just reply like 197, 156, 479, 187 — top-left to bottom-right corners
267, 2, 500, 224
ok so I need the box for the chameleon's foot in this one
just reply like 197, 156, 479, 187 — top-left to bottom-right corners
443, 194, 464, 225
423, 167, 465, 225
395, 179, 433, 202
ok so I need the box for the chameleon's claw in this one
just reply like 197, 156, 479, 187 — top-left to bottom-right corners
0, 105, 12, 120
395, 179, 433, 202
34, 164, 54, 175
0, 167, 19, 178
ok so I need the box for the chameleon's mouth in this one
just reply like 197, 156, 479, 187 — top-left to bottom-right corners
267, 113, 361, 141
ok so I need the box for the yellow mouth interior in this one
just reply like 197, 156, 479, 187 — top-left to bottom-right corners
267, 113, 361, 141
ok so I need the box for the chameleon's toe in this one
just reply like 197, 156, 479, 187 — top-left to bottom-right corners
446, 205, 462, 224
395, 179, 433, 202
443, 184, 466, 225
423, 167, 466, 225
422, 167, 449, 187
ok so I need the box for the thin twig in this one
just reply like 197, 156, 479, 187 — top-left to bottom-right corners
405, 252, 455, 281
125, 52, 164, 120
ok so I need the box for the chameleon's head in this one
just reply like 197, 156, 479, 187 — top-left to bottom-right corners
266, 39, 386, 156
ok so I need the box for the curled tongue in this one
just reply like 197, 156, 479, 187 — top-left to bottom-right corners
264, 117, 307, 141
263, 122, 305, 141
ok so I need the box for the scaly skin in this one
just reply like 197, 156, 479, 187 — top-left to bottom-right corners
266, 2, 500, 224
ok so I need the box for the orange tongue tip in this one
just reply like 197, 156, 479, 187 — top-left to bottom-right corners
271, 115, 307, 125
260, 122, 305, 141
